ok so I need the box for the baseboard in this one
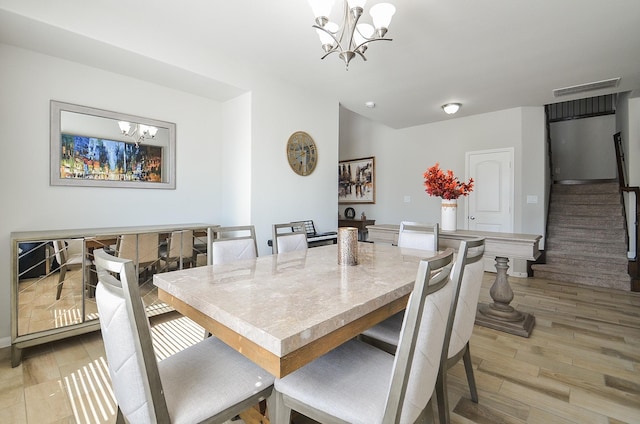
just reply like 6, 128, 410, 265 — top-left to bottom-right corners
0, 336, 11, 349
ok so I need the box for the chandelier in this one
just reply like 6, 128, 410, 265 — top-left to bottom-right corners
308, 0, 396, 69
118, 121, 158, 147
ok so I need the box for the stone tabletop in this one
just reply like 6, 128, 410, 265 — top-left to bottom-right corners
154, 243, 434, 358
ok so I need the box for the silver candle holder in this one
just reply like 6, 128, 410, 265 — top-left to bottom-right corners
338, 227, 358, 266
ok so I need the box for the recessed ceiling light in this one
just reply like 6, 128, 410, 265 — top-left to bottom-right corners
365, 101, 376, 108
442, 103, 461, 114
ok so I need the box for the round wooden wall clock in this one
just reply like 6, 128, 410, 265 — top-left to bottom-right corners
287, 131, 317, 176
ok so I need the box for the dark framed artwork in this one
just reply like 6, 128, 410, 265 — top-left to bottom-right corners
338, 156, 375, 204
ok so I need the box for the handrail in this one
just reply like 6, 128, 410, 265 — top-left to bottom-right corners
613, 132, 639, 289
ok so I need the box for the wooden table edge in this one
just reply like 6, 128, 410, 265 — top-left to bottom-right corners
158, 288, 409, 377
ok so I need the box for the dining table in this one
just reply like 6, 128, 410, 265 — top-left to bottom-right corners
153, 242, 437, 378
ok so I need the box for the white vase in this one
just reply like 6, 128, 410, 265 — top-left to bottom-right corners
440, 198, 457, 232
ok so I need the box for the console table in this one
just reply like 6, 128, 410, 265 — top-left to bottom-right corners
10, 223, 214, 366
367, 224, 541, 337
338, 219, 375, 241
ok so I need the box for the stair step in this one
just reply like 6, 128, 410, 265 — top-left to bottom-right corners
549, 204, 624, 217
547, 215, 625, 229
544, 250, 629, 267
548, 227, 627, 241
532, 264, 630, 291
544, 254, 629, 269
546, 240, 627, 256
531, 261, 629, 278
546, 234, 626, 246
552, 182, 619, 195
552, 193, 621, 204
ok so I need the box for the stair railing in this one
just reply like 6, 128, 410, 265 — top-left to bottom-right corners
613, 132, 639, 289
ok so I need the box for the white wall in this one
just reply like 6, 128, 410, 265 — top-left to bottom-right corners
0, 44, 225, 342
626, 95, 640, 258
521, 107, 547, 239
339, 106, 547, 246
250, 78, 339, 256
220, 92, 252, 224
628, 96, 640, 188
550, 115, 617, 180
0, 43, 340, 343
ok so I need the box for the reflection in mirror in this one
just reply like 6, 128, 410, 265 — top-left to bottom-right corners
51, 100, 176, 189
15, 229, 209, 336
16, 238, 92, 336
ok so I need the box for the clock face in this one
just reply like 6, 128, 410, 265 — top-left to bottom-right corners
287, 131, 317, 176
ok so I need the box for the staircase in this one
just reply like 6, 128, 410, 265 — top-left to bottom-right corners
532, 181, 631, 291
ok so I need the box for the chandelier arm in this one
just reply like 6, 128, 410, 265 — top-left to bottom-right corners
320, 50, 339, 60
312, 24, 346, 54
354, 37, 393, 52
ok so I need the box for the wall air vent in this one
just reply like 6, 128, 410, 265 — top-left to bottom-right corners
553, 78, 620, 97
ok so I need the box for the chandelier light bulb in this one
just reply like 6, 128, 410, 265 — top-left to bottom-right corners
308, 0, 335, 20
316, 22, 339, 50
118, 121, 131, 135
348, 0, 367, 9
370, 3, 396, 33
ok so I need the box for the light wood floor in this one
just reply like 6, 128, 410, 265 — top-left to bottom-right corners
1, 273, 639, 423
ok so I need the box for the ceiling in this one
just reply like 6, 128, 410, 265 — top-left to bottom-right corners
1, 0, 639, 129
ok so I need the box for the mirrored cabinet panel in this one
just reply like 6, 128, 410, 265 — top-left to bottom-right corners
11, 224, 213, 366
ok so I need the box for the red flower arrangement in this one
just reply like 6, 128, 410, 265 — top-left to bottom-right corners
423, 163, 474, 200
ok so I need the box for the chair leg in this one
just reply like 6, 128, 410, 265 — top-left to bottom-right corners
56, 265, 67, 300
463, 343, 478, 403
115, 407, 126, 424
435, 367, 450, 424
268, 389, 292, 424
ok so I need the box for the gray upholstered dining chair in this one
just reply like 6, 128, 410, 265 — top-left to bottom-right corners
93, 248, 274, 424
160, 230, 194, 271
360, 239, 486, 424
435, 238, 485, 424
397, 221, 439, 251
272, 222, 308, 254
208, 225, 258, 265
116, 233, 161, 278
269, 248, 462, 424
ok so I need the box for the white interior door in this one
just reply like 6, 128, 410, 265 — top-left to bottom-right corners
465, 148, 514, 232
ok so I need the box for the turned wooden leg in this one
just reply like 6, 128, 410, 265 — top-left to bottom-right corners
475, 256, 535, 337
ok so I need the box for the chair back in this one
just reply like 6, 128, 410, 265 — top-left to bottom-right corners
117, 233, 160, 267
397, 221, 439, 251
447, 238, 485, 358
167, 230, 194, 259
272, 222, 308, 254
208, 225, 258, 265
382, 247, 461, 423
52, 240, 67, 266
93, 248, 170, 423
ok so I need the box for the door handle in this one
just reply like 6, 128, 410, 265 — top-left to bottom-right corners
469, 216, 476, 220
